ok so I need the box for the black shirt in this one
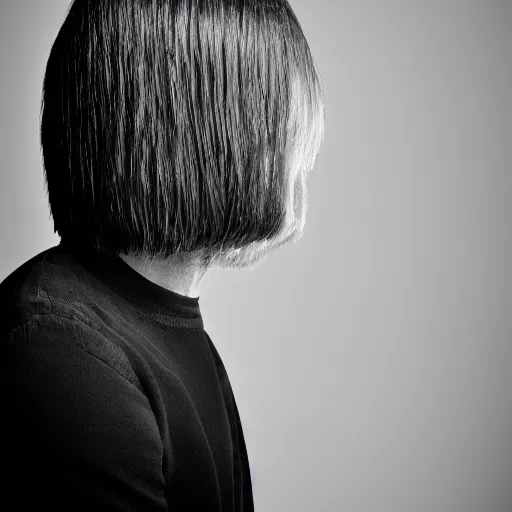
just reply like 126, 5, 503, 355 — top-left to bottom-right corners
0, 241, 254, 511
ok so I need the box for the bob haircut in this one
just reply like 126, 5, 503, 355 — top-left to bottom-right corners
41, 0, 325, 261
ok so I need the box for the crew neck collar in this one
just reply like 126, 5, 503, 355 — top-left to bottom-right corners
58, 240, 203, 327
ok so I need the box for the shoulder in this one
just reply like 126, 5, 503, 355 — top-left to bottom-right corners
0, 246, 139, 388
3, 312, 143, 394
0, 246, 54, 334
1, 244, 115, 334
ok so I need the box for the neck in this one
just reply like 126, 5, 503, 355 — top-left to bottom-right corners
119, 251, 211, 299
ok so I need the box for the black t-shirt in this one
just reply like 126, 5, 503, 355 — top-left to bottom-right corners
0, 241, 254, 511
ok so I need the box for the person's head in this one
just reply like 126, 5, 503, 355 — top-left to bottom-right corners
41, 0, 324, 270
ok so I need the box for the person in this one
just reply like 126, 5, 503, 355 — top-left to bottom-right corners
0, 0, 324, 509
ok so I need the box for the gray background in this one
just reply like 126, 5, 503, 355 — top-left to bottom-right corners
1, 1, 511, 511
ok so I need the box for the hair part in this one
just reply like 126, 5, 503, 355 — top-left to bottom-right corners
41, 0, 325, 261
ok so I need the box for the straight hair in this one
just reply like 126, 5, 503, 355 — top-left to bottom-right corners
41, 0, 325, 260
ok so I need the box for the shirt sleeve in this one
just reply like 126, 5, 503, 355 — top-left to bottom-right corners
0, 314, 169, 511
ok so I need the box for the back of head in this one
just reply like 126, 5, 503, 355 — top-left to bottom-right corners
41, 0, 324, 265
